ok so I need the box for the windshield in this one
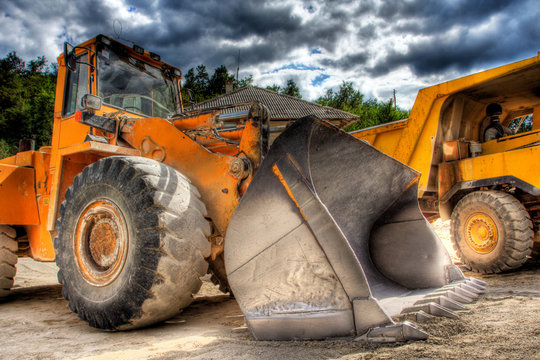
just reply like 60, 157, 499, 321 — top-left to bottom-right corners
97, 46, 176, 118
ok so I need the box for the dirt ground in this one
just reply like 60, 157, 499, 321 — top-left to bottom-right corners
2, 220, 539, 360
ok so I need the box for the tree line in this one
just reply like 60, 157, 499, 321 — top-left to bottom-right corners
0, 52, 56, 157
181, 64, 408, 130
0, 53, 409, 157
181, 64, 302, 103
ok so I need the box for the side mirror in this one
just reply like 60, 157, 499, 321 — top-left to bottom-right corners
63, 42, 77, 72
81, 94, 102, 111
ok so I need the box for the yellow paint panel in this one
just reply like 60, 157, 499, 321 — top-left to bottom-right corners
372, 129, 403, 156
455, 146, 540, 188
481, 130, 540, 155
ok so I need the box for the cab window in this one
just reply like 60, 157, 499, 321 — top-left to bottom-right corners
63, 53, 89, 117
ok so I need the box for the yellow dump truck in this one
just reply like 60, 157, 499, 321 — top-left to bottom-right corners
351, 52, 540, 274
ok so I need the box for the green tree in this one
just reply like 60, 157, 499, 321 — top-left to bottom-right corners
265, 79, 301, 98
208, 65, 234, 97
265, 84, 281, 93
182, 65, 253, 105
0, 52, 56, 157
345, 99, 409, 131
182, 65, 211, 103
316, 81, 409, 131
182, 68, 197, 105
282, 79, 302, 98
316, 81, 363, 111
193, 65, 210, 100
234, 74, 253, 89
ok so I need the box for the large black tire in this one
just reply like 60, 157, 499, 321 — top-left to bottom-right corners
0, 225, 17, 298
54, 156, 211, 330
451, 190, 533, 274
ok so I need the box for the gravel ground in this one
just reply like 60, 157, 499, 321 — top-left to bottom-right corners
1, 220, 539, 359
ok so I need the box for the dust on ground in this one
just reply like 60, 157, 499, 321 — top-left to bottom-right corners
2, 220, 539, 360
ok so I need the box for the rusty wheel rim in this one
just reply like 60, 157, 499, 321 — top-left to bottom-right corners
465, 213, 498, 253
74, 199, 128, 286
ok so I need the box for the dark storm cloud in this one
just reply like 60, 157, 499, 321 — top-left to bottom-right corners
320, 52, 369, 70
1, 0, 539, 103
376, 0, 517, 23
130, 0, 347, 70
86, 0, 306, 71
367, 0, 540, 77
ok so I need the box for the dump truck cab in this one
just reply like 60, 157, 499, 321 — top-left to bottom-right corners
352, 52, 540, 273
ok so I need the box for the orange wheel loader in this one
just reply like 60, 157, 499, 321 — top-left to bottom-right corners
0, 35, 484, 341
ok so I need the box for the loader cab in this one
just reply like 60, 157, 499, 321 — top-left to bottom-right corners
62, 35, 183, 120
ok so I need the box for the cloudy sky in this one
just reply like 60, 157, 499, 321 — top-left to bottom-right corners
1, 0, 539, 108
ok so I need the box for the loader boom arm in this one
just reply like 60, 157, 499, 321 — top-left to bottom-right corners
119, 107, 267, 234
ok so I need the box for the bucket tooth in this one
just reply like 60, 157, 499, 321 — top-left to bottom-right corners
353, 298, 394, 335
457, 282, 484, 295
362, 322, 428, 342
416, 310, 435, 323
446, 264, 466, 282
428, 303, 459, 318
403, 302, 459, 319
452, 286, 480, 300
435, 290, 474, 304
443, 282, 482, 296
465, 279, 486, 292
415, 295, 466, 311
225, 116, 471, 341
440, 296, 467, 311
469, 277, 487, 287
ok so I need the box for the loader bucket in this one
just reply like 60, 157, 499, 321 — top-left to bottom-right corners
225, 116, 481, 341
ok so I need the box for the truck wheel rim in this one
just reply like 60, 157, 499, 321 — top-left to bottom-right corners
465, 214, 498, 253
74, 200, 128, 286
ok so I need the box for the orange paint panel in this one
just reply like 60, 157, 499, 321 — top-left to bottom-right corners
123, 117, 243, 234
205, 144, 240, 155
0, 155, 16, 165
239, 121, 262, 169
0, 164, 39, 225
172, 112, 218, 130
15, 151, 35, 166
25, 194, 55, 261
47, 141, 140, 231
57, 118, 94, 149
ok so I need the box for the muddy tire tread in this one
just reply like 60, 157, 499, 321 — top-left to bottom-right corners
54, 156, 211, 330
0, 225, 17, 298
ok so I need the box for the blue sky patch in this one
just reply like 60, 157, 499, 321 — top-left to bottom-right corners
268, 63, 324, 74
312, 74, 330, 87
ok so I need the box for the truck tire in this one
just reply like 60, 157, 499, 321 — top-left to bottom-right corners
54, 156, 211, 330
0, 225, 17, 298
451, 190, 533, 274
